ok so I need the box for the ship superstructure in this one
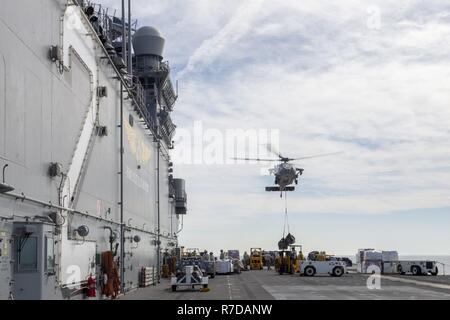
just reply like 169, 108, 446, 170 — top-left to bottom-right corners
0, 0, 187, 299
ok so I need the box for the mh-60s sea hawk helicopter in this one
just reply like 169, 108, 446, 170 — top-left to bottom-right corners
233, 145, 340, 197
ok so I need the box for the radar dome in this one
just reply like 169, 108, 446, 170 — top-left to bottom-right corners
133, 26, 165, 58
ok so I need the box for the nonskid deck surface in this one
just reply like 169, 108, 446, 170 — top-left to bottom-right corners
120, 270, 450, 300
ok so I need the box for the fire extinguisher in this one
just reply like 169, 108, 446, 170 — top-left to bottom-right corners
86, 274, 96, 298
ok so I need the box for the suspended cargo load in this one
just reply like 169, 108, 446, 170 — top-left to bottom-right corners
285, 233, 295, 245
278, 238, 288, 250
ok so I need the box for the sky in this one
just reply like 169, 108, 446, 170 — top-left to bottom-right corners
100, 0, 450, 256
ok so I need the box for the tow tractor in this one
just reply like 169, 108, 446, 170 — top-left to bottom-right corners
300, 251, 346, 277
397, 260, 439, 276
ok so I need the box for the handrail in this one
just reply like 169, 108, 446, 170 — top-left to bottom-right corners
0, 191, 176, 239
71, 0, 158, 139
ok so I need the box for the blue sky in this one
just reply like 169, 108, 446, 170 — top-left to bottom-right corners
101, 0, 450, 255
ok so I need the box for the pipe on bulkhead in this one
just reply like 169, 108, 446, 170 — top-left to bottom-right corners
2, 164, 8, 183
121, 0, 127, 69
103, 226, 116, 252
156, 140, 161, 283
119, 82, 125, 293
127, 0, 132, 76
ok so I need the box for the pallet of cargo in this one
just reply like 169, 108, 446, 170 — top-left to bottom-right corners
139, 267, 157, 287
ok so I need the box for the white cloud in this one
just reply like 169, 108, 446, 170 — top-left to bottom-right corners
177, 0, 265, 78
98, 0, 450, 254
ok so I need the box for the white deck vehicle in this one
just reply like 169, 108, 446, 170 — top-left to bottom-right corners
171, 266, 209, 291
215, 260, 234, 275
397, 261, 439, 276
300, 261, 347, 277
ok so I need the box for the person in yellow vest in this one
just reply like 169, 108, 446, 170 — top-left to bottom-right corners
290, 248, 298, 273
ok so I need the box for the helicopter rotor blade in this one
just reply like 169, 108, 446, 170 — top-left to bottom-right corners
289, 151, 343, 161
231, 157, 280, 162
265, 143, 284, 159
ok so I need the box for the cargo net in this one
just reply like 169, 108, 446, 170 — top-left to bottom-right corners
278, 190, 295, 250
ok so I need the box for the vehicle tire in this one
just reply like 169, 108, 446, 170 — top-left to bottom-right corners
332, 266, 344, 277
203, 284, 208, 289
411, 266, 421, 276
431, 267, 438, 276
304, 266, 316, 277
172, 285, 177, 292
397, 265, 403, 274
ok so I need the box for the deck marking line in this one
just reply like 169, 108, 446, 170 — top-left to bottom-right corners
227, 275, 233, 300
381, 276, 450, 290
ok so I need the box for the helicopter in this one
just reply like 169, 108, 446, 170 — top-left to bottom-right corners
232, 145, 341, 197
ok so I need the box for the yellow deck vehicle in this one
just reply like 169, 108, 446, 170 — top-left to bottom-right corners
276, 250, 293, 274
276, 245, 303, 274
250, 248, 264, 270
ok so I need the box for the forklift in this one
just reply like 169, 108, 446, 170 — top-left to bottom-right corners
276, 245, 303, 275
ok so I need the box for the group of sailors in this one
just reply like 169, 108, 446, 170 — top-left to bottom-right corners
169, 248, 304, 273
241, 248, 303, 271
162, 250, 178, 277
